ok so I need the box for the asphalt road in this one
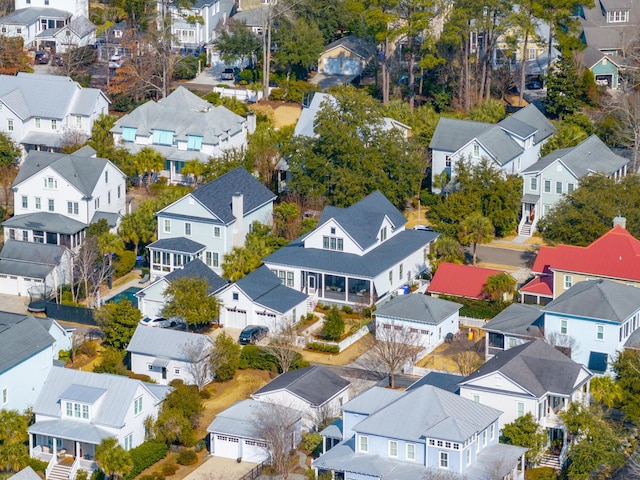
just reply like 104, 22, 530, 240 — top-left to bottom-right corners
465, 244, 537, 269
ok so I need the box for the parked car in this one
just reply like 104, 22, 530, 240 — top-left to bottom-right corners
109, 54, 123, 69
139, 317, 186, 328
413, 224, 434, 231
221, 67, 237, 81
238, 325, 269, 345
526, 80, 543, 90
35, 50, 50, 64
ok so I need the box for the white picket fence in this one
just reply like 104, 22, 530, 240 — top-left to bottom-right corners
212, 86, 264, 103
459, 316, 488, 328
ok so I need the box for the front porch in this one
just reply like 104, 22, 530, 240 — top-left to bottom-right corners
30, 435, 98, 480
302, 271, 374, 306
518, 197, 539, 237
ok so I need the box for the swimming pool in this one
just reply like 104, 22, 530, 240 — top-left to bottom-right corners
107, 287, 141, 307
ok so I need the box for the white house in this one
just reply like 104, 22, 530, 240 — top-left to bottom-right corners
0, 74, 109, 153
207, 399, 303, 463
127, 325, 214, 386
148, 167, 275, 279
111, 87, 249, 183
429, 104, 555, 192
0, 313, 55, 413
28, 367, 170, 477
217, 265, 308, 331
168, 0, 234, 52
251, 366, 351, 431
374, 293, 462, 352
136, 259, 227, 319
264, 191, 439, 307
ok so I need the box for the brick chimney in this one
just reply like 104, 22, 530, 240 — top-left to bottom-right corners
232, 193, 244, 247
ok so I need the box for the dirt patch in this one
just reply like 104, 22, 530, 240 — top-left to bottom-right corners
301, 333, 375, 366
272, 103, 302, 128
416, 328, 485, 374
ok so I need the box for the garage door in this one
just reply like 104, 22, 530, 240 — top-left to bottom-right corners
213, 435, 240, 459
242, 439, 269, 463
0, 274, 19, 295
225, 308, 247, 329
322, 57, 361, 76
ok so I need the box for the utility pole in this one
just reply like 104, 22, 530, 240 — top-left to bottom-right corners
262, 1, 272, 100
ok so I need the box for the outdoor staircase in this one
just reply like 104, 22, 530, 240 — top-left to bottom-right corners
538, 453, 561, 470
47, 463, 72, 480
519, 223, 532, 236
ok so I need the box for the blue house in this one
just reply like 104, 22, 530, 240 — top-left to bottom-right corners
314, 385, 527, 479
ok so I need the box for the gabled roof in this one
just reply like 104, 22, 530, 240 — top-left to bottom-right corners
32, 366, 170, 427
482, 303, 544, 336
9, 467, 41, 480
234, 265, 308, 314
461, 339, 591, 398
374, 293, 462, 325
317, 191, 407, 250
252, 366, 350, 407
127, 326, 213, 361
353, 385, 501, 443
13, 148, 113, 197
207, 399, 302, 438
0, 313, 55, 375
0, 73, 106, 120
508, 104, 556, 144
522, 135, 628, 178
0, 7, 70, 26
543, 279, 640, 323
0, 240, 67, 278
519, 275, 554, 297
531, 225, 640, 281
321, 35, 376, 60
406, 371, 464, 394
169, 167, 276, 225
3, 212, 88, 234
429, 118, 492, 152
164, 259, 227, 294
61, 15, 96, 37
475, 127, 523, 166
111, 86, 246, 143
428, 263, 507, 299
147, 237, 206, 254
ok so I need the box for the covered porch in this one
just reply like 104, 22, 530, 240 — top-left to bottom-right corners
148, 237, 205, 276
518, 195, 540, 237
3, 213, 86, 251
301, 271, 373, 306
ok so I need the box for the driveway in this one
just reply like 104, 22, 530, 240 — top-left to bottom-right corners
182, 455, 258, 480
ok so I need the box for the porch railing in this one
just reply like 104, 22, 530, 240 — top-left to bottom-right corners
69, 457, 80, 480
45, 452, 56, 479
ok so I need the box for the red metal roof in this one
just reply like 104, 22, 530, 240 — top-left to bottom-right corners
519, 275, 553, 296
531, 226, 640, 282
428, 262, 506, 299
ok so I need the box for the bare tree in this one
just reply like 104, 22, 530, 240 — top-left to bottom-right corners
0, 163, 17, 219
266, 317, 299, 373
181, 338, 213, 390
254, 402, 302, 480
369, 321, 424, 388
58, 128, 88, 153
314, 402, 340, 432
74, 236, 111, 307
422, 469, 465, 480
605, 92, 640, 173
450, 336, 484, 376
545, 330, 580, 359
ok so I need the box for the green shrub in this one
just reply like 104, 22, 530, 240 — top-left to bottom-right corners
439, 295, 510, 319
176, 449, 198, 466
307, 342, 339, 353
161, 462, 178, 476
321, 306, 344, 341
525, 467, 557, 480
124, 441, 168, 480
90, 470, 106, 480
114, 250, 137, 277
239, 344, 278, 371
75, 470, 89, 480
79, 341, 97, 357
27, 457, 49, 474
173, 56, 199, 80
341, 306, 353, 314
58, 349, 71, 362
139, 473, 165, 480
302, 432, 322, 453
128, 372, 153, 382
360, 307, 372, 319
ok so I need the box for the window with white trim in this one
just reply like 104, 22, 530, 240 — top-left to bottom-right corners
561, 319, 568, 335
164, 219, 171, 233
596, 324, 604, 341
556, 181, 563, 194
440, 451, 449, 468
359, 435, 368, 452
473, 144, 480, 158
530, 177, 538, 191
185, 222, 191, 236
564, 275, 573, 289
124, 434, 133, 451
406, 443, 415, 460
21, 196, 27, 209
3, 388, 7, 405
214, 226, 221, 237
544, 179, 551, 193
134, 396, 143, 415
517, 402, 525, 417
388, 440, 398, 457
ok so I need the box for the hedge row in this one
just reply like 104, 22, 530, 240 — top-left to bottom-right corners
239, 345, 309, 372
125, 441, 169, 480
306, 342, 339, 354
438, 295, 510, 319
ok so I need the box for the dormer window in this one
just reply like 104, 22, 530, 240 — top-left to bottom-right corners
122, 127, 136, 142
187, 135, 203, 151
65, 401, 90, 419
607, 9, 629, 22
323, 236, 343, 251
153, 129, 174, 146
380, 227, 387, 241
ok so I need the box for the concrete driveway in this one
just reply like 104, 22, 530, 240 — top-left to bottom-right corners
182, 455, 258, 480
0, 293, 29, 314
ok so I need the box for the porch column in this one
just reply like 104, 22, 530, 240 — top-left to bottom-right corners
322, 437, 326, 455
75, 441, 80, 459
52, 438, 57, 457
29, 433, 33, 455
521, 454, 525, 472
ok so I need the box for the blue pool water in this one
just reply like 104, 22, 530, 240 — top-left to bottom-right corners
107, 287, 141, 307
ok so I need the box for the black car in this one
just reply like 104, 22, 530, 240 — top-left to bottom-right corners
238, 325, 269, 345
35, 50, 50, 64
526, 80, 543, 90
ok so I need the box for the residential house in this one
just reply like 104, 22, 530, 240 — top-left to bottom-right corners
577, 0, 640, 56
518, 135, 628, 236
169, 0, 235, 53
147, 167, 275, 279
111, 87, 249, 183
374, 293, 462, 352
488, 279, 640, 375
0, 74, 109, 153
429, 104, 555, 192
428, 262, 512, 300
28, 366, 170, 476
207, 399, 303, 463
263, 191, 439, 307
314, 385, 527, 480
310, 35, 376, 89
459, 339, 592, 464
251, 366, 350, 431
0, 240, 72, 297
406, 371, 464, 394
6, 146, 127, 249
127, 326, 214, 386
217, 265, 308, 330
136, 259, 227, 319
0, 313, 55, 412
519, 219, 640, 302
50, 16, 96, 52
577, 46, 625, 88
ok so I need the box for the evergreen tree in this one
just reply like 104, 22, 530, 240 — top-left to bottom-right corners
545, 52, 582, 119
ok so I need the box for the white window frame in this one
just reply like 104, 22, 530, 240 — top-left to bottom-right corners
185, 222, 192, 236
406, 443, 415, 461
164, 219, 171, 233
564, 275, 573, 289
213, 226, 221, 237
388, 440, 398, 458
2, 388, 7, 405
439, 451, 449, 469
596, 324, 604, 341
561, 319, 568, 335
544, 179, 551, 193
359, 435, 368, 453
530, 177, 538, 191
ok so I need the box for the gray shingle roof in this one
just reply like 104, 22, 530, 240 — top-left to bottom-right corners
342, 386, 404, 415
406, 371, 463, 394
165, 259, 227, 294
265, 229, 438, 279
543, 279, 640, 323
0, 314, 54, 375
32, 366, 170, 428
127, 326, 213, 361
509, 104, 556, 143
13, 148, 110, 197
353, 385, 502, 443
91, 211, 120, 227
181, 167, 275, 224
482, 303, 544, 336
0, 73, 104, 121
235, 265, 308, 314
252, 366, 350, 407
3, 212, 87, 234
147, 237, 206, 254
207, 399, 302, 438
374, 293, 462, 325
230, 6, 269, 27
498, 116, 537, 139
522, 134, 628, 178
429, 118, 492, 151
461, 339, 591, 398
476, 128, 523, 165
0, 7, 70, 25
0, 240, 66, 278
323, 35, 376, 60
111, 86, 246, 143
318, 191, 407, 250
65, 15, 96, 37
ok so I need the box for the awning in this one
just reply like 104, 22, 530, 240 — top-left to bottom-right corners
21, 131, 62, 148
152, 358, 170, 368
521, 194, 540, 204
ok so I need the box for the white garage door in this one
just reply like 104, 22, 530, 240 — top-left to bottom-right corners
242, 439, 269, 463
0, 274, 19, 295
225, 308, 247, 329
213, 435, 240, 459
322, 57, 361, 76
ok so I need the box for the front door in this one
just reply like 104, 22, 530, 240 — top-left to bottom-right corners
308, 274, 316, 293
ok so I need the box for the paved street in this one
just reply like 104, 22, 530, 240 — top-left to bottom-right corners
467, 244, 538, 269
